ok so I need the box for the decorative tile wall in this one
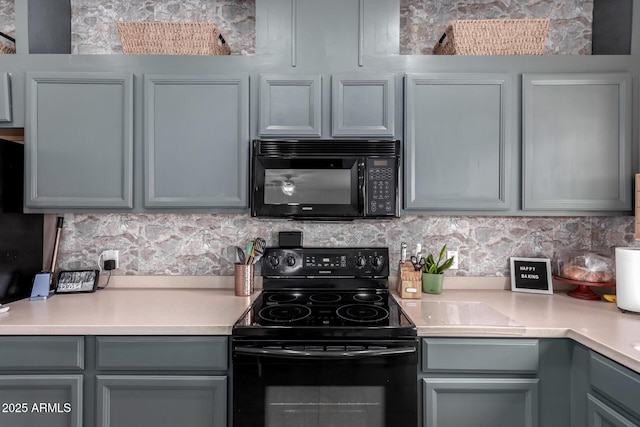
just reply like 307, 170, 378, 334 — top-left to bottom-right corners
0, 0, 13, 37
400, 0, 594, 55
56, 213, 636, 277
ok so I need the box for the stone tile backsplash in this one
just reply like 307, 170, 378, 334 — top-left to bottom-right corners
56, 213, 637, 277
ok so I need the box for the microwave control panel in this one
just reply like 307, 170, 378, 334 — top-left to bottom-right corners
366, 158, 396, 216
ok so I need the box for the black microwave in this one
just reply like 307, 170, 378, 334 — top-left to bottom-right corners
251, 139, 400, 220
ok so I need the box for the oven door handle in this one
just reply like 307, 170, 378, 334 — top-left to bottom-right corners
234, 346, 416, 359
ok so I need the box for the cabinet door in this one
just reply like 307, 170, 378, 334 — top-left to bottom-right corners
423, 378, 538, 427
587, 394, 638, 427
96, 375, 226, 427
332, 73, 395, 137
0, 72, 11, 122
405, 73, 513, 211
522, 73, 632, 211
144, 75, 248, 208
258, 74, 321, 137
0, 375, 83, 427
25, 72, 133, 209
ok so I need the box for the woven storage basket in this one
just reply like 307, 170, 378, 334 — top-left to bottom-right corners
433, 19, 549, 55
0, 42, 15, 54
117, 22, 231, 55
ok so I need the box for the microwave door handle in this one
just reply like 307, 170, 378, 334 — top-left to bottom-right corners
234, 346, 416, 359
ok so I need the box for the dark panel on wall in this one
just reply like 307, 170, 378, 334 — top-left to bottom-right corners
28, 0, 71, 54
592, 0, 632, 54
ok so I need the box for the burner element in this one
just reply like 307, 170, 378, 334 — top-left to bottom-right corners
309, 293, 342, 303
258, 304, 312, 323
336, 304, 390, 323
266, 293, 299, 303
353, 293, 383, 303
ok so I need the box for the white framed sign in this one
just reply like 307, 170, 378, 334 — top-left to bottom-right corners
510, 257, 553, 295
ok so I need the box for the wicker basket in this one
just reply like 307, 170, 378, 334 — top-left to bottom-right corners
117, 22, 231, 55
0, 42, 15, 54
433, 19, 549, 55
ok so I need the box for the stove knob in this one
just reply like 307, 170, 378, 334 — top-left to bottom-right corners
372, 256, 384, 268
355, 255, 367, 268
269, 256, 280, 267
286, 256, 296, 267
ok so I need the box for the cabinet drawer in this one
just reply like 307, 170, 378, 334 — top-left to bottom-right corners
0, 336, 84, 370
590, 352, 640, 419
96, 336, 228, 371
422, 338, 539, 373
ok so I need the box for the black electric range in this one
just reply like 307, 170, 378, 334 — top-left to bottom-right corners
232, 247, 416, 340
232, 247, 418, 427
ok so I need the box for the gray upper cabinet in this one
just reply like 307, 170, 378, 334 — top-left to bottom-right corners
258, 74, 322, 137
0, 72, 11, 122
24, 72, 133, 210
144, 74, 249, 208
522, 73, 632, 212
404, 73, 513, 211
331, 73, 395, 137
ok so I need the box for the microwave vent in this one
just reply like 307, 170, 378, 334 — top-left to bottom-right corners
254, 140, 400, 157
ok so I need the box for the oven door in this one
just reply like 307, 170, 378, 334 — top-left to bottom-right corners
251, 157, 364, 218
232, 340, 417, 427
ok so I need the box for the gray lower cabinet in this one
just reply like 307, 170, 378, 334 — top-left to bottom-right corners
587, 351, 640, 426
0, 72, 11, 122
421, 338, 540, 427
423, 378, 538, 427
404, 73, 514, 211
94, 336, 228, 427
95, 375, 226, 427
0, 375, 83, 427
522, 73, 632, 212
24, 72, 134, 210
144, 74, 249, 208
0, 336, 85, 427
587, 394, 638, 427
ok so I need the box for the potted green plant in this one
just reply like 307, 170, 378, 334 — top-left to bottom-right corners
422, 244, 455, 294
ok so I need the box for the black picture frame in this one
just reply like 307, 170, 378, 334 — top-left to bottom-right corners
510, 257, 553, 295
55, 269, 100, 294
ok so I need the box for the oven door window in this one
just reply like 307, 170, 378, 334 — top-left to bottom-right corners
253, 158, 362, 217
266, 386, 384, 427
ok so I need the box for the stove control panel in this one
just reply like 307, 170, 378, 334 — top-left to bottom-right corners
262, 247, 389, 277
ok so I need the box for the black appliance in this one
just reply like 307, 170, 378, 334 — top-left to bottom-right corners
232, 247, 417, 427
0, 140, 44, 304
251, 139, 401, 220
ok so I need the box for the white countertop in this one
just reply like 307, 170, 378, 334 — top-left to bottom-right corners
395, 290, 640, 373
0, 288, 256, 335
0, 283, 639, 373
